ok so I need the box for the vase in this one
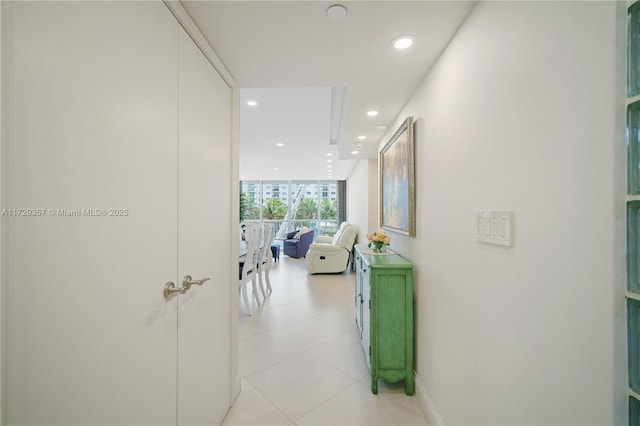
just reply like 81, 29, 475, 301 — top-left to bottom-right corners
372, 242, 386, 253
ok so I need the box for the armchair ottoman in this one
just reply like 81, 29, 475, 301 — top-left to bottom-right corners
270, 244, 280, 262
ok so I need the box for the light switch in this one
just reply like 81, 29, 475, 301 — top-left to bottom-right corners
476, 210, 513, 247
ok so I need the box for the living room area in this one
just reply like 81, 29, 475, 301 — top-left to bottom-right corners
236, 172, 417, 425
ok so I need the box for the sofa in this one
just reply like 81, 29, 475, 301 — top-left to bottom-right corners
283, 228, 315, 258
305, 222, 357, 274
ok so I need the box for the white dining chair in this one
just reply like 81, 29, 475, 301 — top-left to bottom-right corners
239, 224, 262, 315
258, 222, 275, 299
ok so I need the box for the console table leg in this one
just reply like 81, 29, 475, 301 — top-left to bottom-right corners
405, 375, 415, 396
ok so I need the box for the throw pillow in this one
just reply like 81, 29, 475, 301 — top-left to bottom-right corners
293, 227, 312, 240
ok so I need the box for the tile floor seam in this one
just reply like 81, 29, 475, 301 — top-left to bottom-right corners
297, 329, 354, 353
306, 350, 369, 382
241, 378, 298, 425
241, 349, 303, 378
243, 350, 358, 421
291, 377, 359, 423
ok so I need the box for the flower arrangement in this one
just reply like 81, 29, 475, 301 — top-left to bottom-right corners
367, 230, 390, 253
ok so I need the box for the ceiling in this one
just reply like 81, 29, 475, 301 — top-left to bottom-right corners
182, 1, 476, 181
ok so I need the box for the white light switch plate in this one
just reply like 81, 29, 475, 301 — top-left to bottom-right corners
476, 210, 513, 247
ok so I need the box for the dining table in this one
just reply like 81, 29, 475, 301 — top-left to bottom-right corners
239, 240, 279, 262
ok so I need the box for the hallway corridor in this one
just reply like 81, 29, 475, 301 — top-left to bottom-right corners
224, 255, 427, 425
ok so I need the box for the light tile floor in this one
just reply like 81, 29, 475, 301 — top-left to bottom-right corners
223, 255, 427, 426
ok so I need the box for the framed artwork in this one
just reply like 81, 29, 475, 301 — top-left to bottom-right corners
379, 116, 415, 236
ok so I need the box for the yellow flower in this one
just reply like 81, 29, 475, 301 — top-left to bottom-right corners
368, 230, 390, 245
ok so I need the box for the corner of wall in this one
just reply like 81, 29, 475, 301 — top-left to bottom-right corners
0, 3, 10, 423
230, 85, 241, 405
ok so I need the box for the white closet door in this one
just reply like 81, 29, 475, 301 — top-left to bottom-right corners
177, 27, 232, 425
6, 2, 179, 424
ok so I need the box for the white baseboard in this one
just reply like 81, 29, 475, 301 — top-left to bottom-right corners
415, 372, 444, 426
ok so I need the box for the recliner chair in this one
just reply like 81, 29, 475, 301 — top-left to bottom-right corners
305, 222, 356, 274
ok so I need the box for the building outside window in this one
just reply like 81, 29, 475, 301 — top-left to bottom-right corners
240, 180, 341, 241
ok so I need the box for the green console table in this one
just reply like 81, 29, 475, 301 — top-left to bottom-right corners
354, 244, 414, 395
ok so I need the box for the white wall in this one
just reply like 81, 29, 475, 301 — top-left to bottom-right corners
367, 160, 378, 235
346, 159, 371, 243
370, 1, 619, 424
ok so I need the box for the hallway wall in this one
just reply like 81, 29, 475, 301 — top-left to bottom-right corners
350, 1, 621, 424
346, 159, 377, 244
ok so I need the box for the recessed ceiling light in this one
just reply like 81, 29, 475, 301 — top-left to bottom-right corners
392, 36, 414, 50
357, 135, 367, 140
327, 159, 332, 163
326, 153, 333, 156
328, 164, 333, 168
351, 150, 359, 155
275, 143, 284, 147
273, 167, 279, 171
247, 100, 258, 107
375, 125, 388, 130
367, 110, 379, 117
326, 4, 347, 21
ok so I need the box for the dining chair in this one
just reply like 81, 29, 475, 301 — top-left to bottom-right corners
258, 222, 275, 299
239, 224, 262, 315
239, 220, 258, 241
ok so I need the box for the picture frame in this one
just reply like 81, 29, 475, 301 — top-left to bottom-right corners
379, 116, 415, 236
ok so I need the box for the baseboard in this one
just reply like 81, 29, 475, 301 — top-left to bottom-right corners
414, 372, 445, 426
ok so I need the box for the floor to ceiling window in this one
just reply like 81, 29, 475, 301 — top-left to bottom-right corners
240, 180, 342, 243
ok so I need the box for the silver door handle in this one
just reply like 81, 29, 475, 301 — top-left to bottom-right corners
164, 281, 187, 301
163, 276, 210, 301
182, 275, 210, 290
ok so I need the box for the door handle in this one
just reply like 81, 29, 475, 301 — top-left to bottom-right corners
163, 276, 211, 301
164, 281, 187, 301
182, 275, 210, 290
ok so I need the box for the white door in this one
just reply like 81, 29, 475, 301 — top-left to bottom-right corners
4, 2, 232, 424
176, 28, 232, 424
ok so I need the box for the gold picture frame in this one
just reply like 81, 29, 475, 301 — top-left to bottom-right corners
379, 117, 415, 236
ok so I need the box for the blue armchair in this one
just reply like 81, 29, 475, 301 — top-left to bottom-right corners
283, 228, 315, 258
